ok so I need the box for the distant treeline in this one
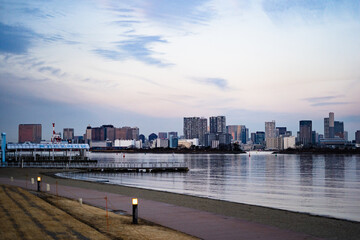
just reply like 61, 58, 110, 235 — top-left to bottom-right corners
277, 147, 360, 154
91, 147, 245, 154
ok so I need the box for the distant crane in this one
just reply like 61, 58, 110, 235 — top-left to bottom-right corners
51, 123, 62, 143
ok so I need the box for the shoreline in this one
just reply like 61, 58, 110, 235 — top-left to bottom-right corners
1, 168, 359, 239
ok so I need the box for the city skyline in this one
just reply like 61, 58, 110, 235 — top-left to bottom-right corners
9, 112, 357, 143
1, 1, 360, 142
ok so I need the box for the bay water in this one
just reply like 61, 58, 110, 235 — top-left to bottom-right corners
58, 152, 360, 222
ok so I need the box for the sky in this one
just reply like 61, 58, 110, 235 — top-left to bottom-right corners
0, 0, 360, 142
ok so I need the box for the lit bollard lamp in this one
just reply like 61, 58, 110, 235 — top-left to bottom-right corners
37, 176, 41, 192
132, 198, 138, 224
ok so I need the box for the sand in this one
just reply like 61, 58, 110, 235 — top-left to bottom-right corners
1, 168, 359, 240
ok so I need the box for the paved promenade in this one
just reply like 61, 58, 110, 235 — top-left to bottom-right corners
0, 176, 323, 240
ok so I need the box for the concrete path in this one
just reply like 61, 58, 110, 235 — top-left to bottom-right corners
0, 177, 322, 240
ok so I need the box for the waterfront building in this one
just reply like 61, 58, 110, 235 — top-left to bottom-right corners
266, 137, 283, 150
265, 121, 276, 140
356, 130, 360, 144
299, 120, 312, 146
18, 124, 42, 143
169, 135, 178, 148
183, 117, 207, 145
283, 136, 296, 149
158, 132, 168, 139
114, 139, 135, 148
178, 139, 199, 148
63, 128, 74, 141
209, 116, 226, 133
156, 138, 169, 148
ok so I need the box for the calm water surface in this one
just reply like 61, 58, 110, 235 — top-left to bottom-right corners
59, 152, 360, 222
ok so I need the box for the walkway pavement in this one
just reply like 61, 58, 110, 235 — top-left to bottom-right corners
0, 177, 322, 240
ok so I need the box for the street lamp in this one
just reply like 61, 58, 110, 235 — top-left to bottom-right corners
37, 176, 41, 192
132, 198, 138, 224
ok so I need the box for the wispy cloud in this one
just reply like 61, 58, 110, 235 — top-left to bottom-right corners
303, 95, 342, 103
94, 35, 171, 67
302, 95, 349, 107
195, 77, 229, 90
0, 23, 40, 54
311, 102, 349, 107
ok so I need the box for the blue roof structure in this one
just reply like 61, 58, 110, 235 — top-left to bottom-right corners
7, 143, 90, 150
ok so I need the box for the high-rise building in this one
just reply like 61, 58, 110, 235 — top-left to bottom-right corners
131, 127, 139, 140
334, 121, 344, 139
355, 130, 360, 144
265, 121, 276, 140
255, 131, 265, 145
63, 128, 74, 141
183, 117, 207, 145
299, 120, 312, 146
18, 124, 42, 143
226, 125, 242, 141
276, 127, 287, 136
101, 125, 115, 141
324, 117, 329, 138
251, 133, 256, 143
158, 132, 168, 139
209, 116, 226, 134
329, 112, 335, 138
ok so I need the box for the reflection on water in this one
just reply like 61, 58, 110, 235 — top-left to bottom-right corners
59, 153, 360, 222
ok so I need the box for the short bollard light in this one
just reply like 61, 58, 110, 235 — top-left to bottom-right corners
132, 198, 138, 224
37, 176, 41, 192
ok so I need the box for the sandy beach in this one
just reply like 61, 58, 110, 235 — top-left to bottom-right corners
1, 168, 359, 240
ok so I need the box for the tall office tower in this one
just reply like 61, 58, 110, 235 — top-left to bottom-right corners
334, 121, 344, 138
63, 128, 74, 141
158, 132, 168, 139
265, 121, 276, 140
329, 112, 335, 138
226, 125, 242, 141
115, 126, 132, 140
324, 117, 329, 138
241, 127, 249, 144
251, 133, 256, 143
85, 125, 92, 143
18, 124, 42, 143
209, 116, 226, 133
276, 127, 287, 136
131, 127, 139, 140
356, 130, 360, 144
299, 120, 312, 146
183, 117, 207, 145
